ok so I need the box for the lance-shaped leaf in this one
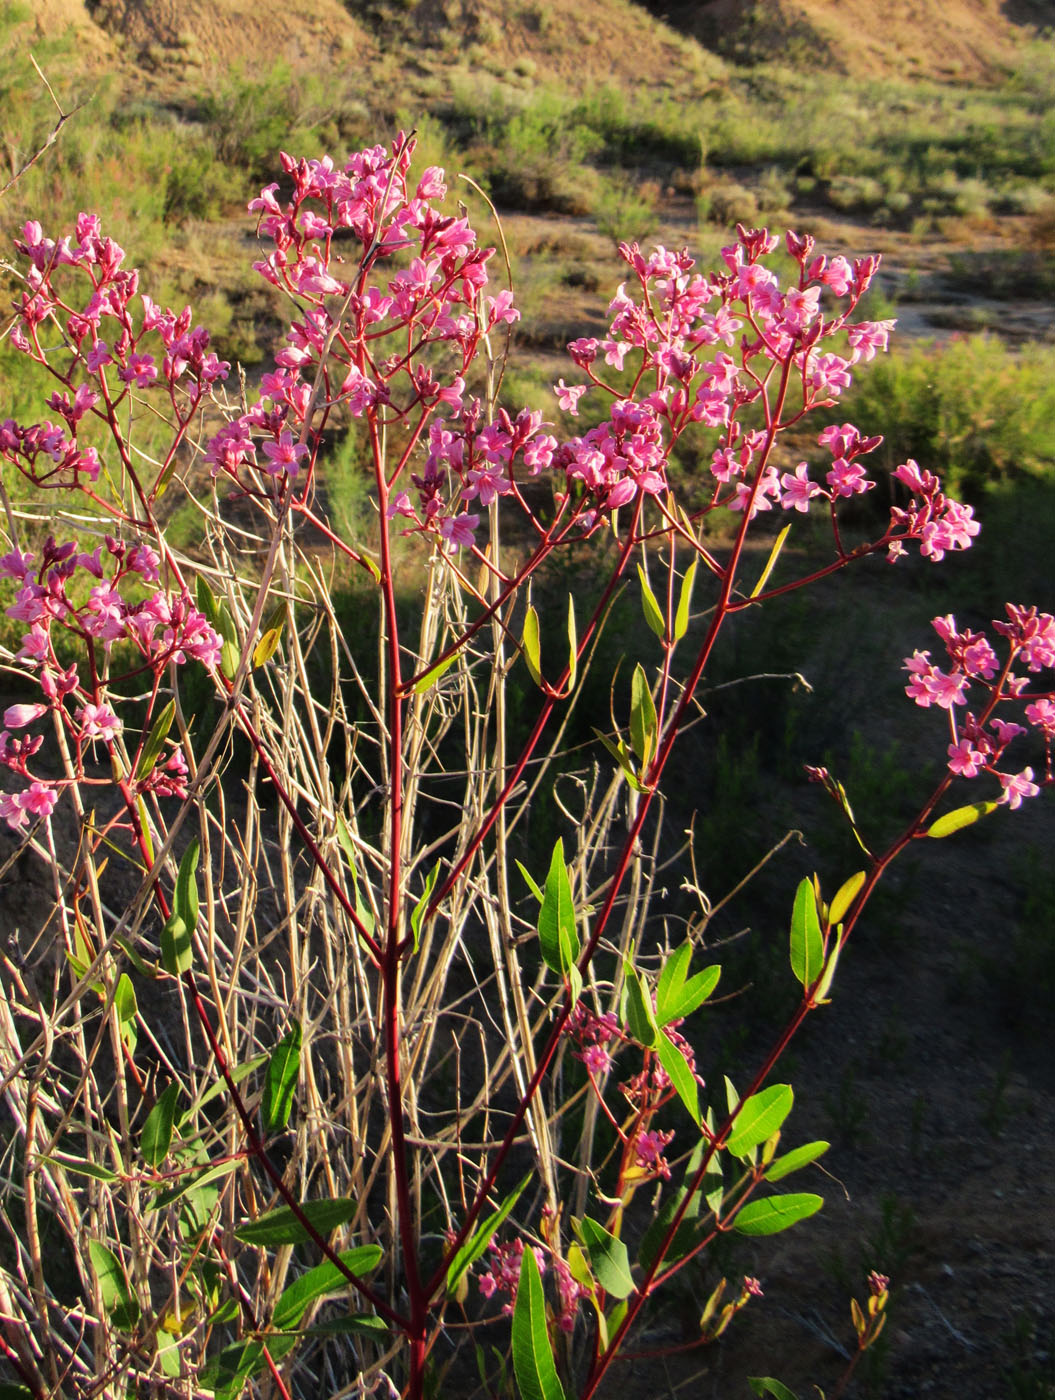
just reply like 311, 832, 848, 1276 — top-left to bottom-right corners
538, 840, 579, 977
656, 1031, 700, 1125
725, 1084, 794, 1159
637, 1140, 709, 1272
749, 1379, 800, 1400
410, 862, 441, 952
637, 564, 666, 641
447, 1173, 531, 1295
412, 650, 459, 694
234, 1197, 358, 1246
764, 1139, 829, 1184
271, 1246, 384, 1331
174, 839, 200, 937
578, 1216, 635, 1299
829, 869, 866, 927
789, 877, 823, 991
656, 942, 721, 1026
566, 594, 578, 691
733, 1192, 822, 1237
623, 967, 658, 1048
750, 523, 791, 598
141, 1082, 181, 1168
135, 699, 175, 779
263, 1021, 302, 1134
512, 1246, 567, 1400
88, 1240, 140, 1329
673, 557, 697, 642
522, 605, 542, 686
926, 800, 999, 839
629, 664, 658, 775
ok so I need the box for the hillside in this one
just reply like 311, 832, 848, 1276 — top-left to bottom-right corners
16, 0, 1046, 90
636, 0, 1045, 80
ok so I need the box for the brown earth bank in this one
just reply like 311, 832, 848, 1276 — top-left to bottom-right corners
632, 0, 1045, 80
15, 0, 1047, 90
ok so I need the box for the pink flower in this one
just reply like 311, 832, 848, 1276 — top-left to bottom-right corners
77, 701, 121, 742
780, 462, 823, 513
22, 781, 58, 818
947, 738, 986, 778
555, 379, 587, 415
1025, 698, 1055, 734
438, 513, 479, 551
3, 703, 47, 729
262, 431, 309, 478
996, 767, 1040, 810
85, 340, 113, 373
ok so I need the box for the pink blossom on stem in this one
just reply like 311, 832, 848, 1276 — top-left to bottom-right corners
996, 767, 1040, 810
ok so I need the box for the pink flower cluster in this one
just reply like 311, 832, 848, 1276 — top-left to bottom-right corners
568, 1001, 622, 1077
6, 217, 229, 493
476, 1237, 586, 1333
904, 607, 1054, 808
0, 537, 213, 829
549, 227, 978, 555
210, 138, 519, 548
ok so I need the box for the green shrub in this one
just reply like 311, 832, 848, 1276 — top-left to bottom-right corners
838, 335, 1055, 496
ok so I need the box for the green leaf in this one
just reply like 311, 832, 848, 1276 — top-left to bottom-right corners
789, 877, 823, 991
88, 1240, 140, 1328
252, 626, 284, 669
174, 839, 200, 936
926, 800, 1000, 839
263, 1022, 302, 1134
0, 1385, 36, 1400
813, 940, 842, 1004
115, 932, 158, 979
512, 1246, 567, 1400
566, 595, 578, 691
637, 1141, 709, 1272
624, 968, 658, 1048
673, 557, 697, 642
114, 972, 137, 1026
516, 860, 545, 904
447, 1173, 532, 1295
160, 914, 192, 976
750, 523, 791, 598
656, 1031, 700, 1125
656, 942, 691, 1019
726, 1084, 794, 1159
579, 1216, 635, 1299
733, 1193, 823, 1237
135, 699, 176, 779
334, 816, 376, 938
141, 1082, 181, 1168
656, 943, 721, 1026
148, 1157, 241, 1212
272, 1247, 384, 1331
829, 870, 866, 927
198, 1340, 267, 1400
765, 1140, 830, 1184
749, 1379, 800, 1400
724, 1074, 739, 1115
410, 862, 440, 952
592, 728, 650, 794
629, 664, 658, 774
234, 1197, 358, 1246
39, 1154, 119, 1183
412, 650, 459, 694
522, 605, 542, 686
537, 839, 579, 978
637, 564, 666, 641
